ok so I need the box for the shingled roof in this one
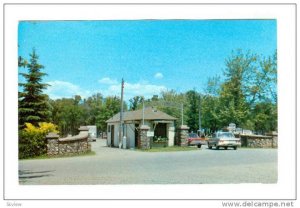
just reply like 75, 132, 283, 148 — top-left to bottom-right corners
106, 107, 177, 123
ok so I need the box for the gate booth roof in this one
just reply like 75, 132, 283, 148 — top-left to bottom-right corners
106, 107, 177, 123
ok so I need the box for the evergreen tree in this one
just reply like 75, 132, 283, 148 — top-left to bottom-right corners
19, 49, 51, 128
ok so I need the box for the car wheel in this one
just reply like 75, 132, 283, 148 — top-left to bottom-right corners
216, 146, 220, 150
208, 143, 212, 149
233, 146, 237, 150
197, 144, 202, 148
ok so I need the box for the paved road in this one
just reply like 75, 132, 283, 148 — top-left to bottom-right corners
19, 139, 277, 184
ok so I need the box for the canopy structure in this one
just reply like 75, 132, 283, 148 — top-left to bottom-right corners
106, 107, 177, 123
106, 107, 177, 148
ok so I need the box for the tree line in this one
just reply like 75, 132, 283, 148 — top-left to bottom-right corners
19, 49, 277, 138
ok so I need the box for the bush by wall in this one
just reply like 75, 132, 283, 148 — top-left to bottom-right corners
19, 122, 59, 159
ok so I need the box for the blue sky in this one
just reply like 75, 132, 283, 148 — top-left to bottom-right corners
18, 20, 277, 100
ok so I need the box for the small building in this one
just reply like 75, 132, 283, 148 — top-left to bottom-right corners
106, 107, 177, 149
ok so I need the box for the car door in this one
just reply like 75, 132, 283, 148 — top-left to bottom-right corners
209, 133, 218, 145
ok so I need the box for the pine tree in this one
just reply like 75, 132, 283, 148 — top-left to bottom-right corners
19, 49, 51, 128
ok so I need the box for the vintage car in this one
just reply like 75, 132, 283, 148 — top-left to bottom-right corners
207, 131, 241, 150
187, 133, 207, 148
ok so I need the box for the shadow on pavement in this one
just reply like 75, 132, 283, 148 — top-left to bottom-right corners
19, 169, 55, 180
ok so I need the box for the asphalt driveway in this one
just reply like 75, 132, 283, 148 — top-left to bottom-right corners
19, 139, 277, 184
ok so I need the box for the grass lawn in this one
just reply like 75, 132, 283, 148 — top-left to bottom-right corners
20, 151, 96, 160
138, 146, 200, 152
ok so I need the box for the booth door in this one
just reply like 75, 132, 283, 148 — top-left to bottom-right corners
111, 125, 114, 147
135, 124, 139, 147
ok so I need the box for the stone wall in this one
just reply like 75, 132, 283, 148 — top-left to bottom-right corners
138, 125, 151, 149
46, 127, 91, 156
176, 125, 189, 147
46, 132, 59, 156
272, 135, 278, 148
57, 137, 90, 156
239, 133, 277, 148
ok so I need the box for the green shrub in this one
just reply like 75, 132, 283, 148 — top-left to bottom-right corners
19, 122, 59, 159
19, 130, 46, 159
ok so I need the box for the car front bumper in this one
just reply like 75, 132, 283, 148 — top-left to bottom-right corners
217, 141, 241, 147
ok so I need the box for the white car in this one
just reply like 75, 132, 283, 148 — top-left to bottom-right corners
207, 132, 241, 150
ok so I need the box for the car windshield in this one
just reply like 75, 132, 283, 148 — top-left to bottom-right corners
188, 133, 198, 138
218, 132, 234, 138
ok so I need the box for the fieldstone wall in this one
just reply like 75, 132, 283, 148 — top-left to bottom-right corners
46, 132, 59, 156
138, 125, 150, 149
272, 136, 278, 148
46, 126, 91, 156
240, 133, 278, 148
266, 132, 278, 148
57, 137, 90, 156
176, 125, 190, 147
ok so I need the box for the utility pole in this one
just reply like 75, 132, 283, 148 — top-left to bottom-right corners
181, 103, 184, 126
142, 100, 145, 125
119, 78, 124, 148
198, 94, 202, 136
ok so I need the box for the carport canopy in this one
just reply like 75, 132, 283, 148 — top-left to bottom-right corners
106, 107, 177, 123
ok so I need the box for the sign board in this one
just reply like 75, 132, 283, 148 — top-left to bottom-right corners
147, 131, 154, 137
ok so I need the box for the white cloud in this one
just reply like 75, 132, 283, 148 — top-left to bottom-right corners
45, 79, 167, 101
101, 80, 167, 100
98, 77, 118, 85
45, 80, 91, 100
154, 72, 164, 79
